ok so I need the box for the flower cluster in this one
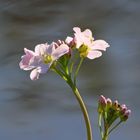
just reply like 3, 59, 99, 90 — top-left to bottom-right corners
98, 95, 131, 123
19, 43, 69, 80
98, 95, 131, 139
19, 27, 109, 80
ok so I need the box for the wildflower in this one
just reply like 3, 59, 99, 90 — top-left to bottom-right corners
19, 43, 69, 80
73, 27, 109, 59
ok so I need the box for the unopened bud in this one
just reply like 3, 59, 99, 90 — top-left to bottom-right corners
120, 104, 127, 114
99, 95, 107, 106
98, 95, 107, 113
107, 98, 112, 106
113, 100, 119, 107
120, 109, 131, 121
65, 36, 75, 47
124, 110, 131, 117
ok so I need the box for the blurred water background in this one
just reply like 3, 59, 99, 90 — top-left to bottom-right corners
0, 0, 140, 140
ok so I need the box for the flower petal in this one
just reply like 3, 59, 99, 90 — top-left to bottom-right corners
19, 48, 35, 70
73, 27, 81, 33
35, 44, 45, 56
35, 43, 52, 56
91, 40, 110, 51
29, 56, 41, 67
24, 48, 35, 56
87, 50, 102, 59
37, 63, 50, 74
30, 69, 40, 80
73, 27, 93, 49
83, 29, 92, 38
52, 44, 69, 60
47, 43, 56, 54
74, 34, 84, 48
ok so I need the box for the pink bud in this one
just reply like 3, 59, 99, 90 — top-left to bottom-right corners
121, 105, 127, 114
99, 95, 107, 106
124, 110, 131, 117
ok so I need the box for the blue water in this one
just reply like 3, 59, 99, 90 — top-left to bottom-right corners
0, 0, 140, 140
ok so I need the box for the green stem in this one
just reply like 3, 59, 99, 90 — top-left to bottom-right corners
109, 121, 122, 134
98, 114, 103, 139
102, 126, 109, 140
74, 57, 84, 85
53, 64, 92, 140
66, 77, 93, 140
102, 132, 108, 140
70, 61, 74, 75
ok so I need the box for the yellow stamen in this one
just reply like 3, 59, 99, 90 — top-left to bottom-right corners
44, 54, 53, 64
79, 45, 90, 58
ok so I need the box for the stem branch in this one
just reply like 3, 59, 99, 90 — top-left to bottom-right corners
67, 77, 93, 140
74, 57, 84, 85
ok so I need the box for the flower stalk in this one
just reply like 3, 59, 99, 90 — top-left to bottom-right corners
66, 77, 93, 140
53, 57, 93, 140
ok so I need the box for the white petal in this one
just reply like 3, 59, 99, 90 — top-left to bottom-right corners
83, 29, 92, 38
24, 48, 35, 55
73, 27, 81, 33
30, 69, 40, 80
47, 43, 56, 54
91, 40, 110, 51
19, 48, 35, 70
19, 60, 35, 70
74, 33, 84, 48
29, 56, 41, 66
87, 50, 102, 59
37, 63, 50, 74
35, 44, 46, 56
52, 44, 69, 60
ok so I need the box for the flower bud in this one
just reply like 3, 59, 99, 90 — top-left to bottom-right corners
121, 109, 131, 121
65, 36, 75, 48
98, 95, 107, 113
113, 100, 119, 107
106, 98, 112, 107
99, 95, 107, 106
120, 104, 127, 114
113, 100, 121, 112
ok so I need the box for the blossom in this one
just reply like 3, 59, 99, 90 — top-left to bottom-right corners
19, 43, 69, 80
73, 27, 110, 59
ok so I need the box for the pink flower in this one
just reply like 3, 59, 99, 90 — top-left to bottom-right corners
19, 43, 69, 80
73, 27, 110, 59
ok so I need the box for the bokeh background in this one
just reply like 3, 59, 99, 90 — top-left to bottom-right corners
0, 0, 140, 140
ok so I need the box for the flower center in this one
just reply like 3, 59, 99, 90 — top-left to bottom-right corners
78, 45, 89, 57
43, 54, 53, 64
